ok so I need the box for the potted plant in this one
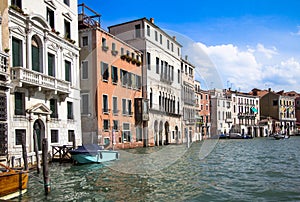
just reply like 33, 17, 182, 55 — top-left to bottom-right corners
4, 48, 10, 53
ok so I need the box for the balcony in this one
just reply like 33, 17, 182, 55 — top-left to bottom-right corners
11, 67, 70, 94
160, 76, 172, 85
0, 52, 9, 86
225, 118, 233, 123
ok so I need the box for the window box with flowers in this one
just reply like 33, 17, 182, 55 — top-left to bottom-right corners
111, 50, 118, 56
102, 46, 109, 52
136, 61, 142, 67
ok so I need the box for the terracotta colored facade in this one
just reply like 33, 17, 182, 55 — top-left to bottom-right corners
79, 8, 143, 149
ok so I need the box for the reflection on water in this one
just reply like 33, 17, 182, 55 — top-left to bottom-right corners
18, 137, 300, 201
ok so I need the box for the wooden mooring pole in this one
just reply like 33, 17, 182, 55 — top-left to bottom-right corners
33, 131, 40, 174
42, 138, 50, 195
21, 132, 28, 171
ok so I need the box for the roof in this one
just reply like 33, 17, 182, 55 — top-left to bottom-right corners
108, 17, 182, 47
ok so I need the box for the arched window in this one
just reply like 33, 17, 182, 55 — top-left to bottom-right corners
31, 36, 42, 72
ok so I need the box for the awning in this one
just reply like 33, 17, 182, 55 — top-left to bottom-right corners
251, 107, 258, 113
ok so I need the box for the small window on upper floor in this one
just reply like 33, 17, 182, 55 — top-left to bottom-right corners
155, 31, 158, 41
147, 25, 150, 36
64, 20, 71, 39
82, 36, 88, 46
64, 0, 70, 6
167, 40, 170, 49
47, 8, 55, 29
171, 43, 174, 52
11, 0, 22, 9
160, 34, 163, 45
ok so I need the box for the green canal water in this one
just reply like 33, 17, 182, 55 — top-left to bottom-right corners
20, 137, 300, 201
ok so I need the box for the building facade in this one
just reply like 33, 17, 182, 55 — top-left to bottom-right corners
109, 18, 182, 146
181, 57, 195, 143
0, 0, 82, 164
209, 89, 232, 136
260, 91, 296, 135
0, 15, 10, 162
229, 90, 260, 137
78, 4, 143, 149
194, 81, 210, 139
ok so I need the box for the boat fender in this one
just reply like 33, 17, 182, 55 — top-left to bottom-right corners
99, 152, 103, 159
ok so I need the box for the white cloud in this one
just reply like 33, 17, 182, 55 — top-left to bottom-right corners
184, 42, 300, 92
256, 43, 278, 59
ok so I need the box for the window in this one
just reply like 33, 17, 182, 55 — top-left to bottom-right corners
111, 66, 118, 83
64, 20, 71, 39
82, 36, 88, 46
102, 38, 107, 48
135, 24, 141, 38
81, 94, 89, 115
50, 99, 58, 118
128, 100, 132, 116
155, 31, 158, 41
147, 52, 151, 70
177, 69, 180, 83
15, 129, 25, 145
136, 127, 142, 142
147, 25, 150, 36
32, 36, 41, 72
65, 60, 71, 82
160, 34, 162, 44
11, 0, 22, 8
0, 94, 7, 121
0, 123, 8, 155
167, 40, 170, 49
156, 57, 159, 74
48, 53, 55, 77
112, 42, 116, 51
120, 69, 128, 86
82, 61, 88, 79
101, 62, 109, 81
103, 119, 109, 131
273, 100, 278, 106
113, 97, 118, 114
47, 8, 55, 29
64, 0, 70, 6
178, 47, 180, 56
150, 89, 153, 108
51, 130, 59, 143
12, 37, 23, 67
171, 43, 174, 52
68, 130, 74, 142
122, 99, 127, 115
103, 94, 108, 113
171, 66, 174, 81
121, 47, 124, 55
67, 101, 73, 119
113, 120, 119, 130
122, 123, 131, 142
14, 92, 25, 115
136, 75, 141, 89
127, 72, 132, 88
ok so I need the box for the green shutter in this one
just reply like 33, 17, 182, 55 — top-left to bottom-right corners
12, 38, 21, 67
48, 54, 54, 76
65, 61, 71, 82
32, 46, 40, 72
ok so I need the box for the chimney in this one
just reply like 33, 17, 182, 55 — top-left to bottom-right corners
173, 36, 176, 41
150, 18, 154, 24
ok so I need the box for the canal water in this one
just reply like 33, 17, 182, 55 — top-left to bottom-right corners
21, 137, 300, 201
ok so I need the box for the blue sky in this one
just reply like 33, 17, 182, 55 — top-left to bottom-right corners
79, 0, 300, 92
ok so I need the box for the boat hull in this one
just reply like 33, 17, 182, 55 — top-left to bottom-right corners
71, 150, 119, 164
0, 163, 28, 200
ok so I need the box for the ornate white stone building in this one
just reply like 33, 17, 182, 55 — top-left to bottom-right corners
0, 0, 82, 164
109, 18, 182, 146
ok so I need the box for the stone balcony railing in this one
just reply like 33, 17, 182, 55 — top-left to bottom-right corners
0, 52, 9, 77
11, 67, 70, 94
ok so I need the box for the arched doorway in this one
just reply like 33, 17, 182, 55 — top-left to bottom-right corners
33, 119, 45, 151
164, 122, 169, 145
